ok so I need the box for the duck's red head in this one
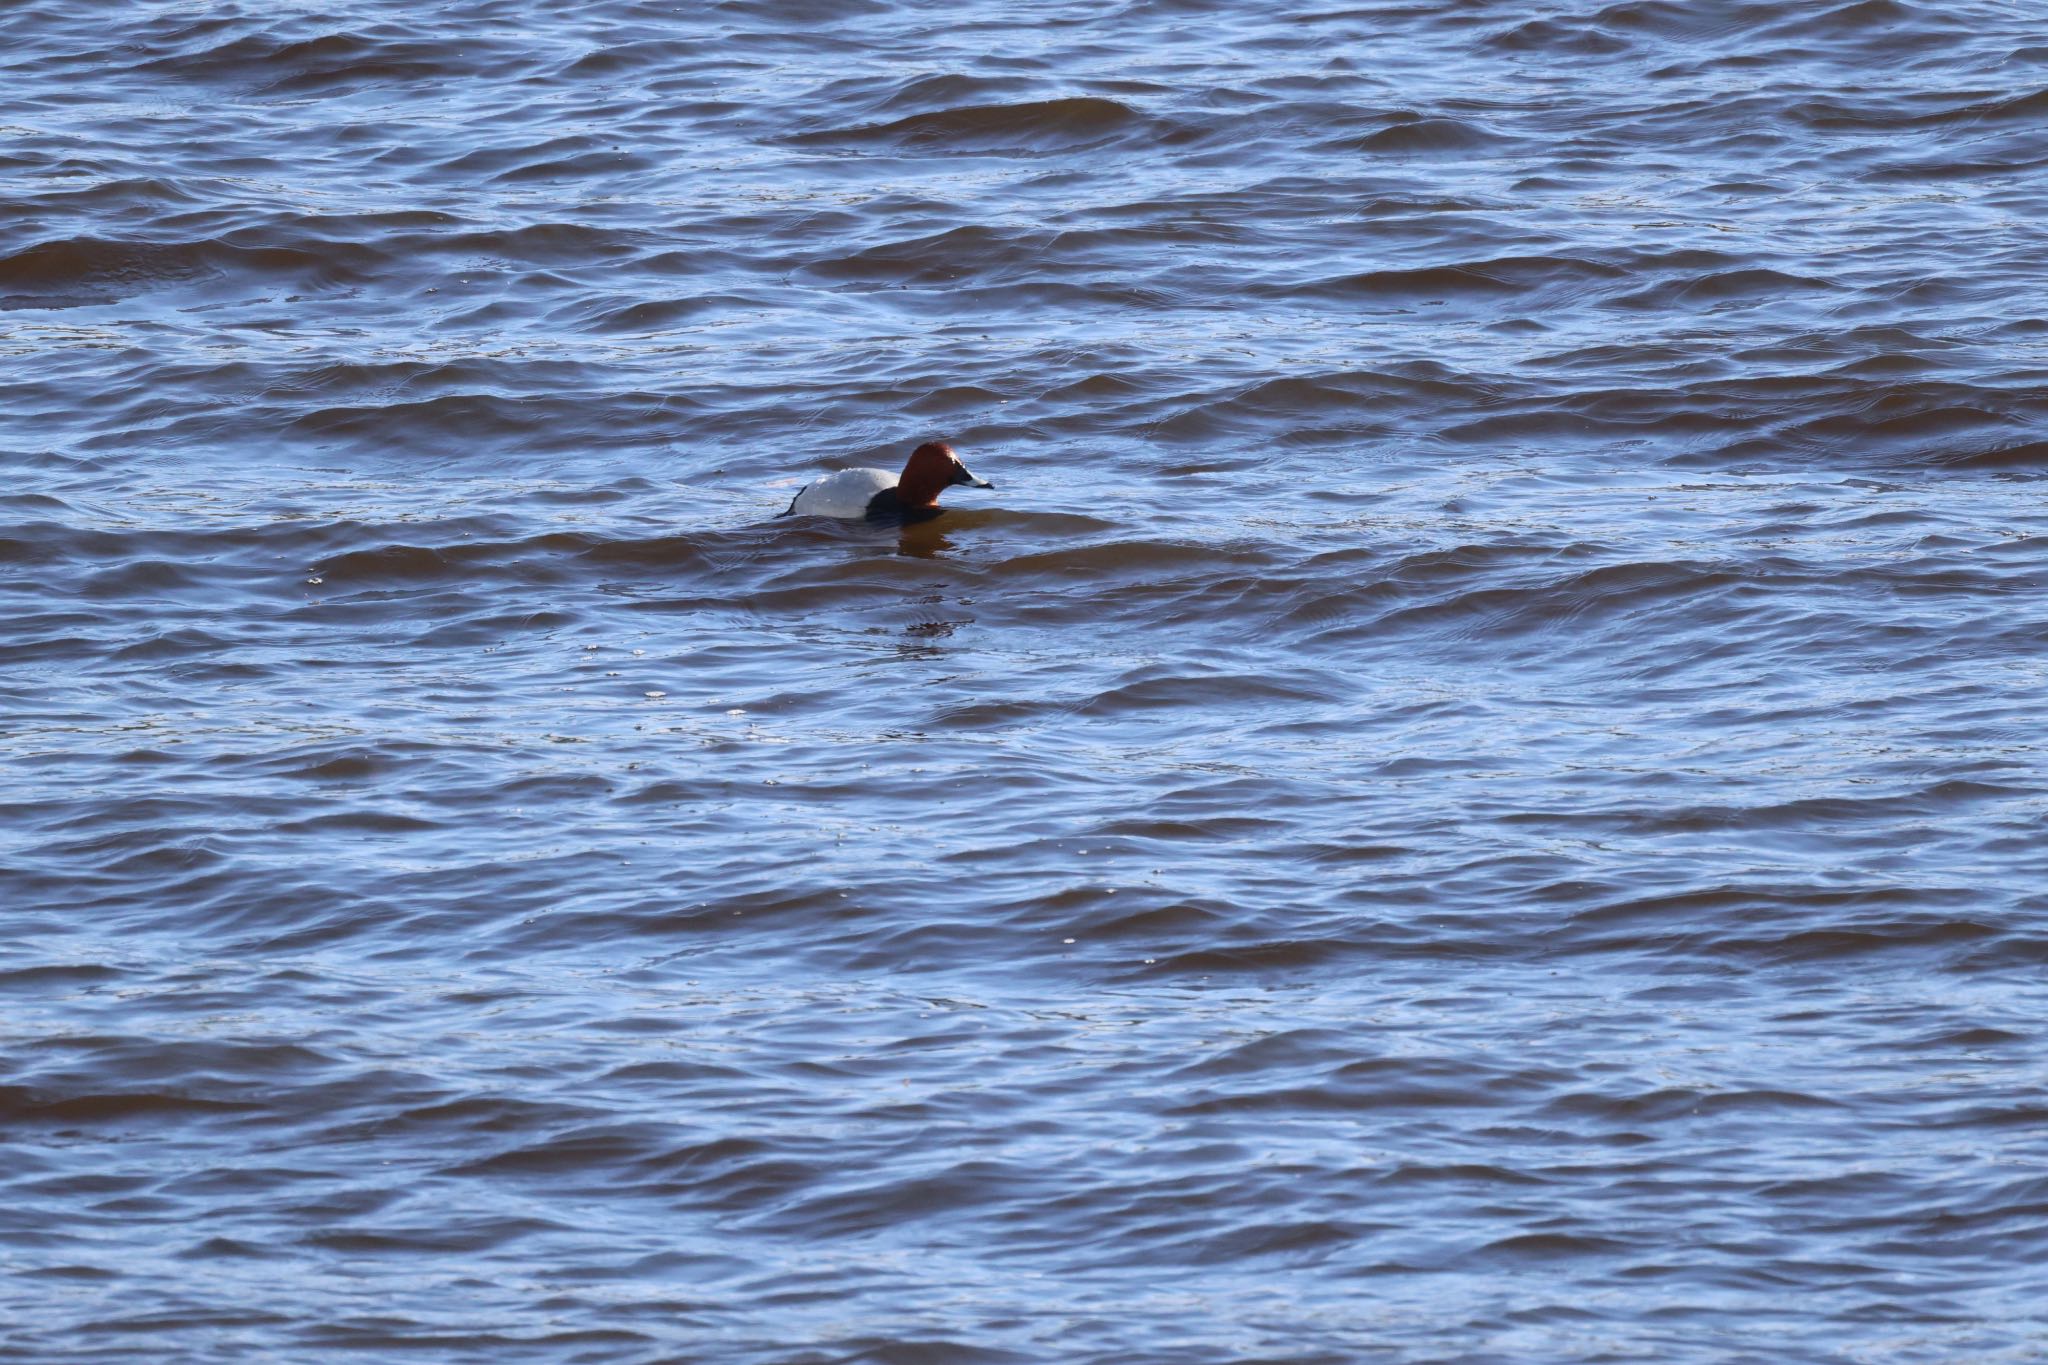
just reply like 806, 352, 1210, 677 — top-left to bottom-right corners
897, 440, 994, 509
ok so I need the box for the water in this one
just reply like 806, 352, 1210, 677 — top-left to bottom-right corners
6, 1, 2048, 1359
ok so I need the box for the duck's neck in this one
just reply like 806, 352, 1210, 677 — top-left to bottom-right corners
895, 466, 947, 508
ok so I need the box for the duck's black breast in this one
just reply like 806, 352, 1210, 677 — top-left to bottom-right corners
864, 488, 942, 524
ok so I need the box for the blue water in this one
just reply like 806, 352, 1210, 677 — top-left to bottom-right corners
6, 1, 2048, 1359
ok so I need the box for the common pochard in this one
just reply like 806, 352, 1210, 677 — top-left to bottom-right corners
781, 441, 994, 523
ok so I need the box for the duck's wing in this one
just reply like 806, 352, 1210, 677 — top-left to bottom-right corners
788, 468, 896, 518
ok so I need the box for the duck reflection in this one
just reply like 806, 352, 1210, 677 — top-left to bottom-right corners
892, 616, 968, 661
896, 520, 957, 558
895, 506, 997, 557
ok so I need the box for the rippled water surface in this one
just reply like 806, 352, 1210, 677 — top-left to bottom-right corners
8, 1, 2048, 1359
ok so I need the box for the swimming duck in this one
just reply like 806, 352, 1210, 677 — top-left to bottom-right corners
781, 441, 994, 523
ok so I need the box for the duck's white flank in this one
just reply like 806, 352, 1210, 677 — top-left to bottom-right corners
785, 468, 895, 518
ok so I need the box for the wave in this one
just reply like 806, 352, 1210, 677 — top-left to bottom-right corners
0, 233, 378, 305
1339, 117, 1512, 154
789, 96, 1181, 152
133, 28, 480, 94
1286, 254, 1624, 302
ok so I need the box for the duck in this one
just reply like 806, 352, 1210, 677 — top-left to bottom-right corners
781, 441, 994, 524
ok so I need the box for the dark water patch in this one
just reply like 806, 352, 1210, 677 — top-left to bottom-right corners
0, 1084, 260, 1125
1610, 268, 1841, 310
1340, 116, 1511, 154
558, 39, 699, 80
411, 220, 642, 266
130, 27, 501, 94
1483, 17, 1634, 55
0, 233, 379, 305
1290, 263, 1530, 302
0, 963, 121, 988
0, 238, 213, 299
789, 96, 1181, 153
579, 293, 770, 333
1286, 254, 1624, 306
800, 224, 1057, 285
